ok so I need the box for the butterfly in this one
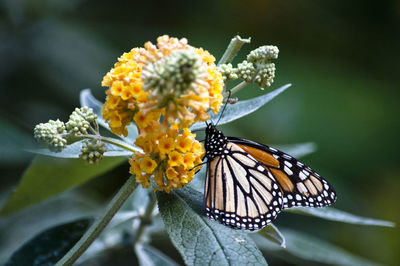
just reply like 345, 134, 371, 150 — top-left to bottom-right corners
203, 121, 337, 231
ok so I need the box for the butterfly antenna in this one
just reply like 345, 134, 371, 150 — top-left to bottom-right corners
216, 89, 231, 126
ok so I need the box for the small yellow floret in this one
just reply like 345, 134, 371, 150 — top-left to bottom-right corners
166, 167, 178, 180
140, 156, 157, 174
183, 152, 196, 169
176, 136, 192, 153
168, 150, 183, 166
159, 137, 175, 154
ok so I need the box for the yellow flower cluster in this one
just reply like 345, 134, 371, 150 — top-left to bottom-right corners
129, 122, 204, 192
102, 35, 225, 192
138, 37, 224, 128
102, 48, 148, 136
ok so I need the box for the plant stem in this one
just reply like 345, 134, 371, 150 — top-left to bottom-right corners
66, 134, 142, 153
133, 191, 157, 244
56, 176, 138, 266
218, 35, 251, 66
224, 81, 248, 98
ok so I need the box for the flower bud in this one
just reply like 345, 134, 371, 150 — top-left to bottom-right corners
66, 107, 97, 135
79, 139, 107, 164
33, 119, 67, 152
237, 60, 256, 82
218, 63, 238, 80
253, 63, 276, 89
247, 45, 279, 63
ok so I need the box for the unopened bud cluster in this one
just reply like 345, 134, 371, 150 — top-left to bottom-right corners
33, 107, 105, 163
218, 45, 278, 89
247, 45, 279, 63
66, 107, 97, 135
236, 61, 255, 82
80, 140, 107, 164
253, 63, 276, 89
142, 49, 208, 103
34, 119, 67, 152
218, 63, 238, 80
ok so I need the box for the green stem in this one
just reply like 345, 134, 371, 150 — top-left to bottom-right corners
133, 191, 157, 244
218, 35, 251, 66
66, 134, 141, 153
224, 81, 248, 97
56, 176, 138, 266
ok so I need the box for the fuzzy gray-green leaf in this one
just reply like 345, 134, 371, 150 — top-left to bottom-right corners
285, 207, 395, 227
30, 140, 132, 158
157, 187, 267, 266
257, 224, 286, 248
274, 142, 316, 159
191, 84, 291, 131
254, 228, 380, 266
135, 244, 179, 266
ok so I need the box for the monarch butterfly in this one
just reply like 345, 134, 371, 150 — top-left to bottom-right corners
203, 121, 337, 231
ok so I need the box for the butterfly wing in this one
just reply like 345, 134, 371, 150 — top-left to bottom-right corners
228, 137, 337, 209
204, 142, 283, 231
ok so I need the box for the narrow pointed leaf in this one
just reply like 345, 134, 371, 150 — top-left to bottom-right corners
157, 186, 267, 266
257, 224, 286, 248
30, 140, 132, 158
285, 207, 395, 227
80, 89, 138, 142
0, 155, 125, 215
135, 244, 179, 266
5, 218, 93, 266
253, 228, 380, 266
191, 84, 291, 131
274, 142, 317, 158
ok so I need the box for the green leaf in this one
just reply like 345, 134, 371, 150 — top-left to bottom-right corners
191, 84, 291, 131
285, 207, 395, 227
135, 244, 179, 266
0, 118, 36, 164
80, 89, 138, 143
30, 140, 132, 158
157, 186, 267, 266
253, 228, 380, 266
0, 190, 99, 264
274, 142, 317, 158
0, 155, 126, 215
257, 224, 286, 248
5, 218, 93, 266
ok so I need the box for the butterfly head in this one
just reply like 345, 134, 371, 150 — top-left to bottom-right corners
205, 122, 227, 159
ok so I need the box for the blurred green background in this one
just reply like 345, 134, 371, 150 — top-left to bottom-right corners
0, 0, 399, 265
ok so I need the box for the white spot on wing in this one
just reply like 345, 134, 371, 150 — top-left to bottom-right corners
299, 171, 307, 180
284, 166, 293, 176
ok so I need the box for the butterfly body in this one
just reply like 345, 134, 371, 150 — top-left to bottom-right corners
203, 123, 337, 231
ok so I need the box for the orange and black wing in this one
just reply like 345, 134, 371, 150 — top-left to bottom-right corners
204, 142, 283, 231
228, 137, 337, 209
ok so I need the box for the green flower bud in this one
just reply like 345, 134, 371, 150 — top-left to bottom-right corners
66, 107, 97, 135
253, 63, 276, 89
247, 45, 279, 63
237, 60, 256, 82
218, 63, 238, 80
79, 139, 107, 164
141, 49, 208, 101
33, 119, 67, 152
